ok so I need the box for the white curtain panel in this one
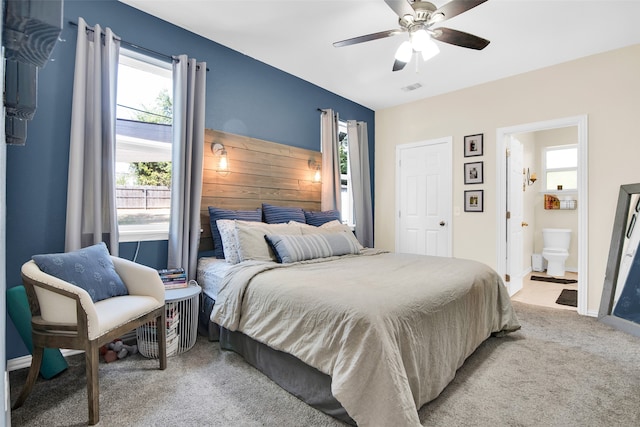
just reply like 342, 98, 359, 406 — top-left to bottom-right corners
347, 120, 373, 248
168, 55, 206, 280
320, 109, 341, 212
65, 17, 120, 255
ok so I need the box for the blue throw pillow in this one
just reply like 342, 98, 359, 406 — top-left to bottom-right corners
208, 206, 262, 259
262, 203, 306, 224
303, 209, 341, 227
264, 233, 360, 263
32, 242, 128, 303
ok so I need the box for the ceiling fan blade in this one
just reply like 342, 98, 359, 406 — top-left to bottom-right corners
333, 29, 404, 48
384, 0, 415, 19
428, 0, 488, 25
432, 27, 490, 50
392, 59, 408, 72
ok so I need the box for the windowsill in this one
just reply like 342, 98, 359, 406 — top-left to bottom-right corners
119, 225, 169, 243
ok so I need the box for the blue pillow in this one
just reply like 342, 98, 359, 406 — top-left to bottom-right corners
208, 206, 262, 259
262, 203, 306, 224
264, 233, 360, 263
303, 209, 341, 227
32, 242, 128, 303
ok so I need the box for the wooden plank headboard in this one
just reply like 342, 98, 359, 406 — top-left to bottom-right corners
199, 129, 322, 251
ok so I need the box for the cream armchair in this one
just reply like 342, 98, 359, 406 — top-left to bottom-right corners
12, 256, 167, 425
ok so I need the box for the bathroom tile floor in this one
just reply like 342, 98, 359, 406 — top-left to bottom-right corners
511, 271, 578, 311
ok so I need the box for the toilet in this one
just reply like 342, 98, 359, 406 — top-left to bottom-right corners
542, 228, 571, 277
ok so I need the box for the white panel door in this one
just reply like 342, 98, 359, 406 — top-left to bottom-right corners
397, 139, 452, 257
507, 137, 524, 295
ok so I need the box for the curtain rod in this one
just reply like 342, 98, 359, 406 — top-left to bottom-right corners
69, 20, 178, 64
69, 21, 209, 72
70, 21, 210, 71
318, 108, 338, 119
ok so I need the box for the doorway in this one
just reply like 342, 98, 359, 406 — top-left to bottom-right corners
396, 137, 452, 257
496, 115, 588, 315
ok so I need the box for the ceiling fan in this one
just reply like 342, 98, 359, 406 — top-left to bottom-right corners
333, 0, 490, 71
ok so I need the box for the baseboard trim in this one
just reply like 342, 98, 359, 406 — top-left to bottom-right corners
7, 350, 83, 372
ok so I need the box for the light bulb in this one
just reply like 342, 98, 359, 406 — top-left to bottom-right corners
394, 41, 412, 63
218, 151, 228, 171
410, 28, 430, 52
314, 166, 321, 182
420, 39, 439, 61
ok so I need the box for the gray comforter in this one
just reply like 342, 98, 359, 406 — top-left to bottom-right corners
211, 250, 521, 426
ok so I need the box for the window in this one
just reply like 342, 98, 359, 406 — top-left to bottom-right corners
543, 144, 577, 192
339, 121, 355, 227
116, 49, 173, 242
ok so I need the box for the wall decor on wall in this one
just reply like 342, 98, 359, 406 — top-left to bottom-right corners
464, 133, 483, 157
464, 161, 484, 185
464, 190, 484, 212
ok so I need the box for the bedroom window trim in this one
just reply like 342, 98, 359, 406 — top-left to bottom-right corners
116, 48, 173, 243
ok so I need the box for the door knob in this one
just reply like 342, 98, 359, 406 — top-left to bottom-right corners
439, 221, 446, 227
521, 222, 529, 227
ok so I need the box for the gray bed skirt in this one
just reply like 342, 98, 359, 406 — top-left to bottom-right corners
199, 293, 354, 425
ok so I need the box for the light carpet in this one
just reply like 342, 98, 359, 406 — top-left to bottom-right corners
9, 302, 640, 426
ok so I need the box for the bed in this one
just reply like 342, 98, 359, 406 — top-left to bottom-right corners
197, 216, 521, 427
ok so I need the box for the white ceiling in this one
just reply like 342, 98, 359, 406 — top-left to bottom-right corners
119, 0, 640, 111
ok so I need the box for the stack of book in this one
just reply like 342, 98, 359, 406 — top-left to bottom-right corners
137, 302, 180, 357
158, 267, 188, 289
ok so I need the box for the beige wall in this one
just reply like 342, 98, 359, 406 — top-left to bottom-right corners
375, 44, 640, 314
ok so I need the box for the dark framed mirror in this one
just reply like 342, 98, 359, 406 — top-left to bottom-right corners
599, 183, 640, 337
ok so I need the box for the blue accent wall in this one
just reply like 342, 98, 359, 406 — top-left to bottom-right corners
5, 0, 374, 359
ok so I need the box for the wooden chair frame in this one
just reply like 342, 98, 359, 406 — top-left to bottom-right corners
12, 270, 167, 425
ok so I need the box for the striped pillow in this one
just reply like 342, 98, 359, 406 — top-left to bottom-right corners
262, 203, 306, 224
264, 232, 360, 263
303, 209, 341, 227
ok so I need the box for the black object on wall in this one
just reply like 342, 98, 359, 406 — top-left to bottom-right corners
2, 0, 63, 145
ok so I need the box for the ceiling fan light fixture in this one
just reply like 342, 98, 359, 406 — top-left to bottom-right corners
410, 27, 430, 52
431, 12, 445, 23
394, 41, 413, 63
420, 38, 440, 61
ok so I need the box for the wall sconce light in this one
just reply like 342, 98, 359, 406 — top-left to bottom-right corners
523, 167, 537, 190
211, 142, 229, 176
308, 159, 321, 183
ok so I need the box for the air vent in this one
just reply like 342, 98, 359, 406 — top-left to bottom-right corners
401, 83, 422, 92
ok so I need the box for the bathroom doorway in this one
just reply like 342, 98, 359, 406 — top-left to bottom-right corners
496, 116, 588, 315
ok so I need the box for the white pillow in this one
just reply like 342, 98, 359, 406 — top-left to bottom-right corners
320, 220, 343, 229
299, 220, 364, 250
216, 219, 241, 264
235, 220, 302, 262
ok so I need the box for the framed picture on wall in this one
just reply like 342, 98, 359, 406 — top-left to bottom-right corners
464, 190, 484, 212
464, 161, 484, 184
464, 133, 483, 157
